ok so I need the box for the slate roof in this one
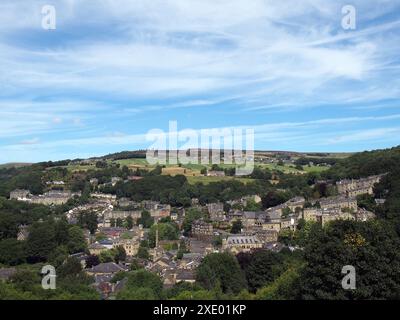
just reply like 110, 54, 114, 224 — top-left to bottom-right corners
87, 262, 128, 274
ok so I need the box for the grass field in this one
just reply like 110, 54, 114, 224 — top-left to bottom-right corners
59, 156, 330, 175
114, 158, 149, 167
0, 163, 32, 169
186, 175, 255, 185
302, 165, 330, 173
258, 163, 330, 174
61, 164, 97, 172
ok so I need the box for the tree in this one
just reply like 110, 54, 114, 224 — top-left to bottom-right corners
95, 161, 107, 168
0, 238, 26, 265
114, 245, 127, 263
77, 211, 98, 234
58, 257, 83, 278
196, 253, 247, 294
281, 207, 292, 218
116, 269, 163, 300
116, 218, 124, 228
299, 220, 400, 299
85, 255, 100, 268
237, 250, 283, 292
67, 226, 87, 254
261, 191, 288, 210
244, 199, 261, 211
9, 269, 41, 292
182, 208, 204, 235
126, 216, 134, 230
148, 222, 179, 247
99, 250, 115, 263
117, 287, 156, 300
137, 210, 154, 228
356, 194, 376, 212
26, 221, 57, 262
54, 218, 70, 245
230, 220, 243, 234
0, 212, 19, 240
176, 239, 189, 259
212, 235, 223, 248
48, 245, 69, 268
137, 246, 150, 260
256, 265, 302, 300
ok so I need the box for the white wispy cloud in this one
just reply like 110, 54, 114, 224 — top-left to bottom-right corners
0, 0, 399, 161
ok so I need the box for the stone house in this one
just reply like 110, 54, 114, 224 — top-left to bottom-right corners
191, 220, 213, 240
222, 235, 262, 254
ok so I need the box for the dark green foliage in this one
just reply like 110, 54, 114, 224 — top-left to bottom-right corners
67, 226, 87, 254
57, 257, 83, 278
126, 215, 134, 229
85, 255, 100, 268
26, 222, 57, 262
299, 220, 400, 299
237, 250, 284, 292
356, 194, 376, 212
137, 210, 154, 228
0, 238, 26, 265
182, 208, 204, 235
0, 198, 52, 240
261, 191, 289, 209
77, 211, 98, 234
230, 220, 243, 234
196, 253, 247, 294
114, 245, 127, 263
148, 222, 179, 247
136, 246, 149, 260
116, 269, 163, 300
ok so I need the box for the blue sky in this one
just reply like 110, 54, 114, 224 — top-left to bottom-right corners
0, 0, 400, 163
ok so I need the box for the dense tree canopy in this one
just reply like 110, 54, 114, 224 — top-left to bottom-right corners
196, 253, 247, 294
299, 220, 400, 299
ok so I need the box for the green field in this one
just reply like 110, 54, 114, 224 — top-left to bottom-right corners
61, 164, 97, 172
257, 163, 330, 174
0, 163, 32, 169
186, 175, 255, 185
59, 156, 331, 175
114, 158, 149, 167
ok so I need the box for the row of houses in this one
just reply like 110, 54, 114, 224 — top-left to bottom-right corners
10, 189, 81, 205
303, 207, 375, 226
336, 174, 385, 197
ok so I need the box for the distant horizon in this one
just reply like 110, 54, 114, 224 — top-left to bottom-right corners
3, 145, 400, 166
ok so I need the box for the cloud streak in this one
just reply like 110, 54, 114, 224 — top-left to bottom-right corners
0, 0, 399, 161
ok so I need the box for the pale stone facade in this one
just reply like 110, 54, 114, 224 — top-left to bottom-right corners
222, 235, 262, 253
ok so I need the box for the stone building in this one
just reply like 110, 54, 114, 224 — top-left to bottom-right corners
191, 220, 213, 240
262, 221, 281, 232
207, 170, 225, 177
319, 196, 357, 211
30, 190, 81, 205
336, 174, 384, 196
285, 197, 306, 212
113, 238, 140, 257
91, 192, 117, 201
88, 243, 108, 255
9, 189, 31, 200
206, 202, 224, 220
222, 235, 262, 254
250, 230, 278, 243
